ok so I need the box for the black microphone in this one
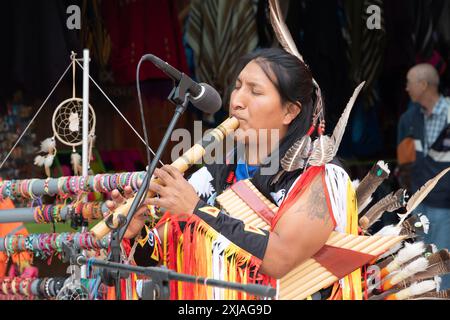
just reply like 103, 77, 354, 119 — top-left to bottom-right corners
143, 54, 222, 114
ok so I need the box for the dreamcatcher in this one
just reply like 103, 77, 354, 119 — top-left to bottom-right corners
34, 52, 96, 177
56, 265, 89, 300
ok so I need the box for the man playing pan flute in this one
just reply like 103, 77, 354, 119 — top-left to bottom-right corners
106, 44, 366, 299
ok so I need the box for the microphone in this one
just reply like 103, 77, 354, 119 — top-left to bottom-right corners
143, 54, 222, 113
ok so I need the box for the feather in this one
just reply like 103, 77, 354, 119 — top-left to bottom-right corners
44, 154, 55, 168
377, 242, 403, 260
281, 134, 311, 172
377, 243, 436, 269
268, 0, 302, 60
359, 189, 407, 230
386, 280, 436, 300
381, 257, 429, 291
307, 82, 365, 167
356, 160, 390, 212
39, 137, 56, 153
398, 167, 450, 225
330, 82, 365, 156
358, 196, 373, 214
44, 154, 55, 177
306, 135, 334, 166
34, 155, 45, 167
374, 224, 402, 237
400, 214, 428, 236
380, 242, 426, 277
410, 250, 450, 282
71, 152, 82, 176
410, 289, 450, 300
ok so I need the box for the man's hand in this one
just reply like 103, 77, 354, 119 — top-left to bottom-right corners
105, 186, 151, 239
148, 165, 200, 216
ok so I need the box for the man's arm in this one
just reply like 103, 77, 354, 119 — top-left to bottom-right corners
260, 174, 334, 278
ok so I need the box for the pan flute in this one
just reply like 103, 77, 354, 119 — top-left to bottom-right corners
216, 179, 405, 300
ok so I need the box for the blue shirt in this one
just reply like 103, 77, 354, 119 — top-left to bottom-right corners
421, 95, 449, 153
235, 161, 259, 181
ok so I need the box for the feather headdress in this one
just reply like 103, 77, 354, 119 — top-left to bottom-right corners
307, 82, 365, 167
268, 0, 324, 171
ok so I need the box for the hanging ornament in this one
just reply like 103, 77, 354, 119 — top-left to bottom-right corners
50, 52, 96, 176
34, 136, 57, 177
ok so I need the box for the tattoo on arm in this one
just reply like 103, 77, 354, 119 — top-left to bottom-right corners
295, 177, 330, 224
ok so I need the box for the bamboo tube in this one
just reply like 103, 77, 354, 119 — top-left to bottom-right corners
287, 236, 402, 291
90, 117, 239, 239
280, 235, 405, 299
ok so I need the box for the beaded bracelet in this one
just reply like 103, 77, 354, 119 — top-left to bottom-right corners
34, 206, 44, 224
4, 180, 12, 199
19, 180, 28, 199
47, 278, 55, 297
28, 179, 38, 200
44, 278, 51, 298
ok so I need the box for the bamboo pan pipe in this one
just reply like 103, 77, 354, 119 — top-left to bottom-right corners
217, 181, 405, 300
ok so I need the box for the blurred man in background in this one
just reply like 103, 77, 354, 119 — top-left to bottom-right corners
397, 63, 450, 289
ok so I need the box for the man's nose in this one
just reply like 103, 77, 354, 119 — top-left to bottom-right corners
230, 90, 247, 110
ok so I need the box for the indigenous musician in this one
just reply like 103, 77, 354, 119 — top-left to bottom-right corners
106, 47, 361, 300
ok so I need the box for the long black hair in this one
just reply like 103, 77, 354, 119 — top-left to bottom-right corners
227, 47, 317, 196
229, 47, 315, 160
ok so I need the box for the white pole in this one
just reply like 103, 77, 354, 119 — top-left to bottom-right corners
81, 49, 90, 279
82, 49, 90, 176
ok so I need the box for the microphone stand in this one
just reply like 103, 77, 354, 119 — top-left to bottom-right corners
61, 242, 276, 300
101, 74, 194, 300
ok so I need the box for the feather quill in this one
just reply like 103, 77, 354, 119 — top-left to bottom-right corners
71, 152, 82, 176
398, 167, 450, 225
409, 250, 450, 282
281, 134, 311, 172
268, 0, 302, 60
359, 189, 407, 230
356, 160, 390, 212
